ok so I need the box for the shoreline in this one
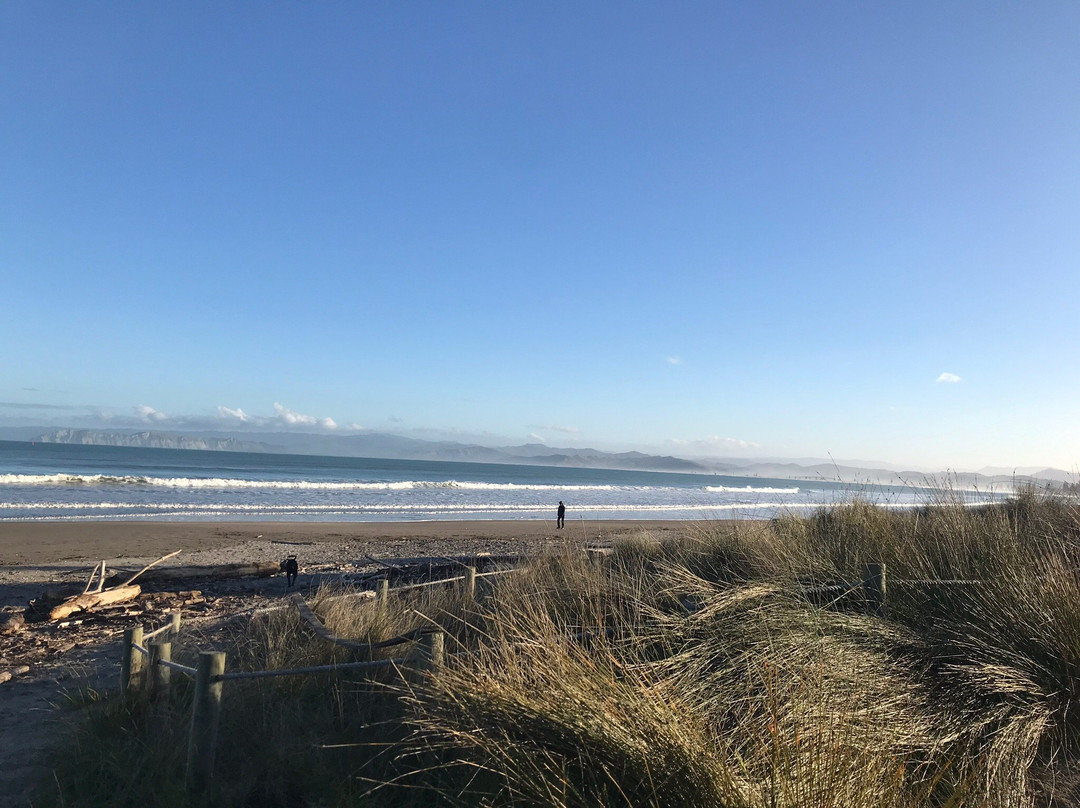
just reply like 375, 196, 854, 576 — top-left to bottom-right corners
0, 518, 706, 567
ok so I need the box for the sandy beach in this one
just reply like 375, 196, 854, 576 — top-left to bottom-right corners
0, 518, 691, 566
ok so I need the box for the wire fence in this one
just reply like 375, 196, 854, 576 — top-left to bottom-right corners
116, 554, 986, 797
120, 559, 519, 794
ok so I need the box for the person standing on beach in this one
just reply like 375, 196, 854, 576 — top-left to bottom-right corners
557, 501, 566, 528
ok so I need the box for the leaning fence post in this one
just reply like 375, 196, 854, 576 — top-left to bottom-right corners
463, 566, 477, 602
121, 625, 145, 697
186, 650, 226, 794
169, 610, 182, 635
149, 640, 172, 699
863, 563, 887, 614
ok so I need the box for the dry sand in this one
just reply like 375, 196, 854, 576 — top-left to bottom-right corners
0, 520, 693, 606
0, 518, 691, 567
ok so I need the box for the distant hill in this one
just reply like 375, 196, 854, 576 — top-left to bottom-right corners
28, 428, 276, 454
14, 428, 708, 474
4, 426, 1071, 489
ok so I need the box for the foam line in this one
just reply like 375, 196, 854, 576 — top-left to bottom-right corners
0, 473, 626, 491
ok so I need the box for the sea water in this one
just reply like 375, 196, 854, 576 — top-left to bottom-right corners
0, 441, 1004, 522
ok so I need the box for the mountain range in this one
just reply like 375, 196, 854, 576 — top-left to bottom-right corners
1, 426, 1073, 490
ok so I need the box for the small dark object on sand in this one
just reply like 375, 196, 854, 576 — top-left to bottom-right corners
282, 556, 299, 588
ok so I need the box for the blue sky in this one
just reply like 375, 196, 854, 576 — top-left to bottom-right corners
2, 3, 1079, 471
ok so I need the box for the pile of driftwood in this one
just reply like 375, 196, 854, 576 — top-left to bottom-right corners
1, 552, 286, 679
16, 552, 282, 627
46, 549, 183, 621
39, 553, 280, 622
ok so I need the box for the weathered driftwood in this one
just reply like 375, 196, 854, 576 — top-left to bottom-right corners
120, 549, 183, 586
82, 560, 110, 594
48, 584, 142, 621
47, 549, 181, 622
137, 561, 281, 581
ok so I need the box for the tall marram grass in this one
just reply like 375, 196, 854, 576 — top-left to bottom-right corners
37, 490, 1080, 807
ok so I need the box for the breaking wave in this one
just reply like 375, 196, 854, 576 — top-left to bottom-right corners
705, 485, 800, 494
0, 473, 624, 492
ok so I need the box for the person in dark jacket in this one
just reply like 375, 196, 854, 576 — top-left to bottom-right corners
557, 501, 566, 529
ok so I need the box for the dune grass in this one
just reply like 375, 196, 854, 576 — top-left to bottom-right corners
35, 490, 1080, 807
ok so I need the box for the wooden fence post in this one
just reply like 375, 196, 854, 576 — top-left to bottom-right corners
863, 563, 887, 614
169, 610, 182, 635
376, 578, 389, 617
186, 650, 226, 794
414, 631, 444, 674
149, 640, 172, 699
463, 566, 477, 602
120, 625, 144, 697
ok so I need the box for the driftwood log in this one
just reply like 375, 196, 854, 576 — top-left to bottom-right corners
48, 585, 142, 621
137, 561, 281, 582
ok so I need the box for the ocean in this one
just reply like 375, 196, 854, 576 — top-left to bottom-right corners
0, 441, 1004, 522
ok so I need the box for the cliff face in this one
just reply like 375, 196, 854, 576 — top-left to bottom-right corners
37, 429, 273, 453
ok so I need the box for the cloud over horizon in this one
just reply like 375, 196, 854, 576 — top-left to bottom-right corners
272, 403, 337, 430
1, 401, 349, 433
135, 405, 169, 423
936, 372, 962, 384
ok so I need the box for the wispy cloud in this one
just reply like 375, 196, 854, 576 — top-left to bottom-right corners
0, 401, 83, 410
536, 423, 579, 434
665, 356, 682, 365
936, 372, 962, 384
13, 402, 349, 433
217, 406, 248, 422
527, 432, 545, 442
272, 403, 337, 429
